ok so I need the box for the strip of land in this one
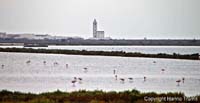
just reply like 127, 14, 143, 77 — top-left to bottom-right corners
0, 89, 199, 103
1, 38, 200, 46
0, 48, 199, 60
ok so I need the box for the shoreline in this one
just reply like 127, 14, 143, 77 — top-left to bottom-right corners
0, 89, 199, 103
0, 47, 199, 60
1, 39, 200, 46
1, 44, 200, 46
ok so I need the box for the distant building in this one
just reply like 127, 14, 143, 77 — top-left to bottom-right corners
93, 19, 97, 38
15, 34, 35, 39
96, 31, 104, 38
34, 34, 52, 40
93, 19, 105, 39
5, 34, 20, 39
0, 32, 6, 38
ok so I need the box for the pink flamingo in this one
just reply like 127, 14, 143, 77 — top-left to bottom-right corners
66, 64, 68, 68
83, 67, 88, 72
26, 60, 31, 64
176, 79, 181, 86
78, 77, 82, 84
128, 77, 133, 80
1, 64, 4, 69
54, 62, 58, 65
120, 78, 125, 83
71, 80, 76, 87
71, 77, 77, 86
113, 69, 116, 74
128, 77, 133, 83
74, 77, 77, 81
161, 69, 165, 74
78, 77, 82, 81
182, 77, 185, 83
144, 76, 147, 81
43, 61, 46, 64
115, 75, 118, 80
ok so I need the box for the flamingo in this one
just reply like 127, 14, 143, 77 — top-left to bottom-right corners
144, 76, 147, 81
71, 77, 77, 86
120, 78, 125, 83
115, 75, 118, 80
161, 69, 165, 72
1, 64, 4, 69
78, 77, 82, 84
71, 80, 76, 87
113, 69, 116, 74
73, 77, 77, 81
161, 69, 165, 74
128, 77, 133, 83
78, 77, 82, 81
54, 62, 58, 66
66, 64, 68, 68
83, 67, 88, 72
176, 79, 181, 86
43, 61, 46, 64
182, 77, 185, 83
26, 60, 31, 64
128, 77, 133, 80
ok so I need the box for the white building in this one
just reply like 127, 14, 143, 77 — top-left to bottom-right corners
0, 32, 6, 38
14, 34, 35, 39
96, 31, 104, 38
13, 34, 52, 40
93, 19, 105, 39
34, 34, 53, 40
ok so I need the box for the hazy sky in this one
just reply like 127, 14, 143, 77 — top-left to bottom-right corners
0, 0, 200, 39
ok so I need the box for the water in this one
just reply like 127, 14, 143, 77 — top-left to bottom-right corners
1, 45, 200, 54
0, 52, 200, 96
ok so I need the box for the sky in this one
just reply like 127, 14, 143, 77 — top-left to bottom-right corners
0, 0, 200, 39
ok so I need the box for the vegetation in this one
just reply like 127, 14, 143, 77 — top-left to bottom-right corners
1, 89, 199, 103
0, 47, 199, 60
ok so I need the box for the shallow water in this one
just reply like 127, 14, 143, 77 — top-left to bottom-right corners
0, 52, 200, 96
